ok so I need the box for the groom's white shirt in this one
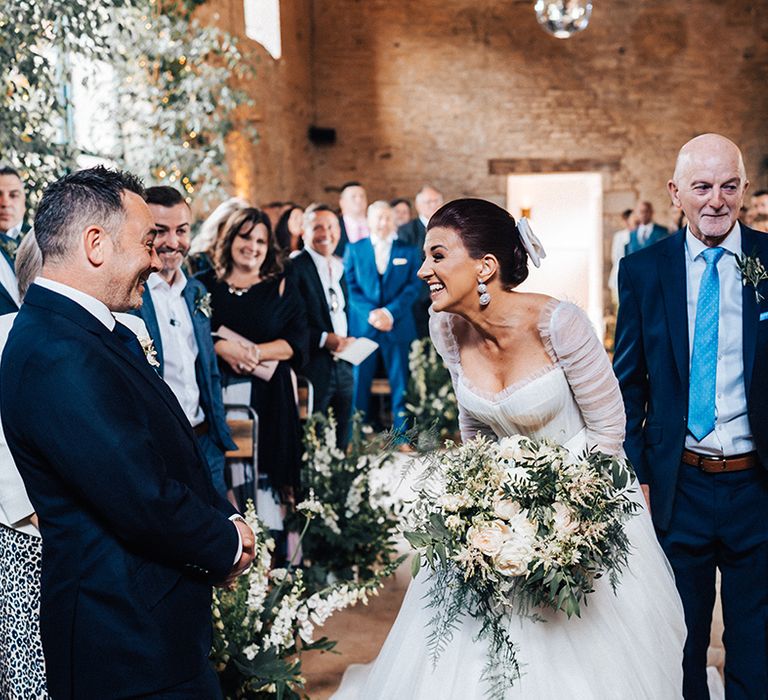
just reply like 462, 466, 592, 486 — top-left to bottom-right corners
684, 223, 754, 457
35, 277, 116, 329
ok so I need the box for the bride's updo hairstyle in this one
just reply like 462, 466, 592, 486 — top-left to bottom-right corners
427, 198, 529, 289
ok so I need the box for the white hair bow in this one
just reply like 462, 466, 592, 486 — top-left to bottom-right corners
517, 217, 546, 268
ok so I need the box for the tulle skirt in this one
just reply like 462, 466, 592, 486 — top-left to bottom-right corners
332, 487, 686, 699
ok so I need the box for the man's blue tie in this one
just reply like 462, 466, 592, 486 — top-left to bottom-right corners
688, 246, 725, 440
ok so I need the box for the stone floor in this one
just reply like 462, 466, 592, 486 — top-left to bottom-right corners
302, 561, 410, 700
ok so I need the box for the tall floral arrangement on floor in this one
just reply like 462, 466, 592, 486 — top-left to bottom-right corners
291, 411, 403, 591
211, 498, 399, 699
404, 337, 459, 448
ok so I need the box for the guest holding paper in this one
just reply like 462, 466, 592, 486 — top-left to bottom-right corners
197, 207, 308, 510
287, 204, 355, 448
133, 186, 236, 501
344, 200, 422, 435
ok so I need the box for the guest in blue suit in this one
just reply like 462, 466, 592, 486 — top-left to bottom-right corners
0, 166, 29, 315
0, 167, 255, 699
134, 186, 236, 500
614, 134, 768, 699
624, 200, 670, 255
344, 200, 422, 434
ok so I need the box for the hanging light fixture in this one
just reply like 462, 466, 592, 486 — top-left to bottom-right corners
534, 0, 593, 39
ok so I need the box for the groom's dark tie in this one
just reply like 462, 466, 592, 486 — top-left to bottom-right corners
112, 321, 145, 362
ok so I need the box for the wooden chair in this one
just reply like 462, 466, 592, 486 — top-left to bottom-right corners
296, 375, 315, 421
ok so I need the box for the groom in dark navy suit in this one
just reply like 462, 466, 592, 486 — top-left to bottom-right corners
135, 186, 236, 500
615, 134, 768, 699
0, 167, 255, 699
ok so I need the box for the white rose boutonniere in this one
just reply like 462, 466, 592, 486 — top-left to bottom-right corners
736, 252, 768, 303
138, 336, 160, 368
194, 290, 213, 318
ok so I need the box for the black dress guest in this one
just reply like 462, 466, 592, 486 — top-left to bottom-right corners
198, 208, 308, 511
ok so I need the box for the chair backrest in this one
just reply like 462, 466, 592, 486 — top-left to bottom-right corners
224, 404, 258, 460
226, 418, 255, 458
296, 375, 315, 421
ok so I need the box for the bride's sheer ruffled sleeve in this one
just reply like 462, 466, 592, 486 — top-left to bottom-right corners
539, 301, 626, 455
429, 311, 495, 442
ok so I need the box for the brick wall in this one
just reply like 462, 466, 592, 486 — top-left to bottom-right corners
204, 0, 768, 277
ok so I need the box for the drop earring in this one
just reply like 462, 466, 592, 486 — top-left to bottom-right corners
477, 280, 491, 306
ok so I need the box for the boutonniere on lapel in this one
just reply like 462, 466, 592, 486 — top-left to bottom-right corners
194, 290, 213, 318
137, 336, 161, 368
735, 252, 768, 302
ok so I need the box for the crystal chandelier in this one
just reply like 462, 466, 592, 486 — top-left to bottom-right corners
534, 0, 593, 39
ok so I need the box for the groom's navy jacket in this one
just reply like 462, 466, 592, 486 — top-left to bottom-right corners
614, 226, 768, 530
0, 284, 238, 699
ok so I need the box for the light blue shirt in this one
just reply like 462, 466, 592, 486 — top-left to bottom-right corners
684, 222, 754, 456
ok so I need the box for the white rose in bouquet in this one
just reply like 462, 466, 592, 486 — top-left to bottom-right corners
494, 536, 535, 577
468, 520, 511, 557
552, 502, 579, 537
493, 498, 522, 521
497, 435, 526, 462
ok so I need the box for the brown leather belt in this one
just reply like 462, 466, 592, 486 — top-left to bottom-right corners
193, 420, 209, 437
682, 449, 757, 473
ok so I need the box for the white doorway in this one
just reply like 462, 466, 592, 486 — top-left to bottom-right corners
507, 172, 603, 331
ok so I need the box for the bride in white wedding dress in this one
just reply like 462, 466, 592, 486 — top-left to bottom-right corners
332, 199, 686, 699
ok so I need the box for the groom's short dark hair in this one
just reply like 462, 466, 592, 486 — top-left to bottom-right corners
34, 166, 145, 263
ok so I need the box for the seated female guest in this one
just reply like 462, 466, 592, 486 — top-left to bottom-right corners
187, 196, 249, 275
197, 208, 308, 516
275, 204, 305, 258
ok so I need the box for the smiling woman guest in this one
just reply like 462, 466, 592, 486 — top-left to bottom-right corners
196, 208, 308, 527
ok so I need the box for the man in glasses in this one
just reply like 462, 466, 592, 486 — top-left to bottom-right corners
287, 204, 355, 448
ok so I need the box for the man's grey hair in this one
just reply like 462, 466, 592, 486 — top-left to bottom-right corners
34, 166, 145, 263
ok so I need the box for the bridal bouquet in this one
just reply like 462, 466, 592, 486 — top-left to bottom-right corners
404, 434, 639, 698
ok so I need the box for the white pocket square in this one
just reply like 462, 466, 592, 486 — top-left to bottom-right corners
392, 257, 408, 266
760, 311, 768, 321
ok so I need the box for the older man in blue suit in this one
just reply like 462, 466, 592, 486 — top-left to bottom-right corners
0, 167, 255, 699
344, 200, 422, 434
614, 134, 768, 699
134, 186, 235, 500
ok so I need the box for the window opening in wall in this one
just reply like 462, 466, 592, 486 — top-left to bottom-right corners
244, 0, 282, 59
